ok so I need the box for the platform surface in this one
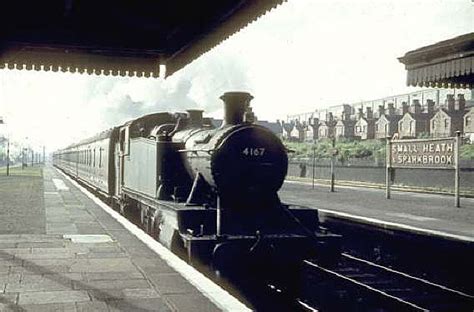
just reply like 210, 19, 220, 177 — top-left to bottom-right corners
0, 166, 243, 311
280, 180, 474, 242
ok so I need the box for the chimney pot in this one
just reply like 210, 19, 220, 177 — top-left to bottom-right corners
220, 91, 253, 126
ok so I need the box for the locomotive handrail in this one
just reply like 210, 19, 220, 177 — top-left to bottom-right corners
178, 149, 216, 155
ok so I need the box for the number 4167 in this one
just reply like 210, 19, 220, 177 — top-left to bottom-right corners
242, 147, 265, 156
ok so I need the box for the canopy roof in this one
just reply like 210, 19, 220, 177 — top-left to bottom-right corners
398, 32, 474, 89
0, 0, 284, 78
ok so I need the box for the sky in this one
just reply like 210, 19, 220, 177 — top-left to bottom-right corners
0, 0, 473, 152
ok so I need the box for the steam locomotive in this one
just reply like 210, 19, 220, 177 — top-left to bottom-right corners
53, 92, 340, 278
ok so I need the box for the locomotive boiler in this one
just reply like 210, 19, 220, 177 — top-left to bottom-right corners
53, 91, 340, 280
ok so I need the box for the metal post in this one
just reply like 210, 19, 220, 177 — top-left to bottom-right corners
386, 138, 392, 199
330, 137, 335, 192
6, 138, 10, 176
455, 131, 461, 208
312, 145, 316, 189
31, 149, 33, 167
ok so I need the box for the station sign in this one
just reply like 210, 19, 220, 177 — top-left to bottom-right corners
386, 134, 461, 207
390, 138, 456, 169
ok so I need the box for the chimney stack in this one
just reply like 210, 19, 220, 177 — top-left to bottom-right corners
411, 99, 421, 114
402, 101, 409, 114
426, 99, 435, 115
357, 108, 364, 120
387, 103, 395, 115
342, 104, 351, 121
455, 94, 466, 111
446, 94, 455, 112
366, 107, 373, 119
220, 91, 253, 126
377, 105, 385, 117
327, 112, 334, 122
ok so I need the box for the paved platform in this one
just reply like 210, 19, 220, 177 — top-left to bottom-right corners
280, 180, 474, 242
0, 166, 247, 311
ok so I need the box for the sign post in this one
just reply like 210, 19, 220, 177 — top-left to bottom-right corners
386, 136, 461, 207
330, 137, 336, 192
386, 138, 391, 199
312, 145, 316, 190
455, 131, 460, 208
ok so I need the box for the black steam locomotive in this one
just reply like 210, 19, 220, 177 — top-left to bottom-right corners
53, 92, 340, 277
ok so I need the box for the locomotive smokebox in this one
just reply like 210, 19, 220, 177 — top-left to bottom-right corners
220, 92, 254, 126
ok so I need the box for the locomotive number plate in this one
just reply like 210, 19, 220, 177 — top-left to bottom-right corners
242, 147, 265, 156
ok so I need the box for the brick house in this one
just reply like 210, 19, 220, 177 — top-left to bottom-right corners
354, 108, 376, 140
431, 94, 466, 138
335, 111, 355, 139
375, 115, 402, 139
430, 110, 464, 137
398, 100, 433, 138
318, 113, 336, 139
375, 103, 402, 139
464, 107, 474, 143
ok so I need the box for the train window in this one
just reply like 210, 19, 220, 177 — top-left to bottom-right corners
99, 148, 102, 168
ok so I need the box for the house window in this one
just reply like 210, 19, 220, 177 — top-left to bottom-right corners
467, 116, 472, 127
399, 123, 403, 131
444, 119, 449, 129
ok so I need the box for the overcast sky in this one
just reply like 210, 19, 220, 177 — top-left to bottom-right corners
0, 0, 473, 151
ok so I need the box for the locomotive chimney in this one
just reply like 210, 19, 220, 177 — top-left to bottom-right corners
220, 91, 254, 126
186, 109, 204, 127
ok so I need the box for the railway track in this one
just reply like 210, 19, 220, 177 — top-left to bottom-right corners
298, 253, 474, 311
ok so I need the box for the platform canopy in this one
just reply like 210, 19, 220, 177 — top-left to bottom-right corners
0, 0, 284, 78
398, 32, 474, 89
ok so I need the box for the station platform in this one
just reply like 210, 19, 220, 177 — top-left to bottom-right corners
0, 166, 248, 311
280, 180, 474, 243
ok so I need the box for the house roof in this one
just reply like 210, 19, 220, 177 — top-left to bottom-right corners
402, 112, 433, 121
436, 108, 465, 118
398, 32, 474, 89
355, 117, 375, 126
336, 119, 355, 126
0, 0, 284, 78
377, 114, 402, 124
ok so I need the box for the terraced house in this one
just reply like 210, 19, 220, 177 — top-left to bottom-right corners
398, 100, 433, 138
430, 94, 466, 137
463, 107, 474, 143
354, 108, 376, 140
